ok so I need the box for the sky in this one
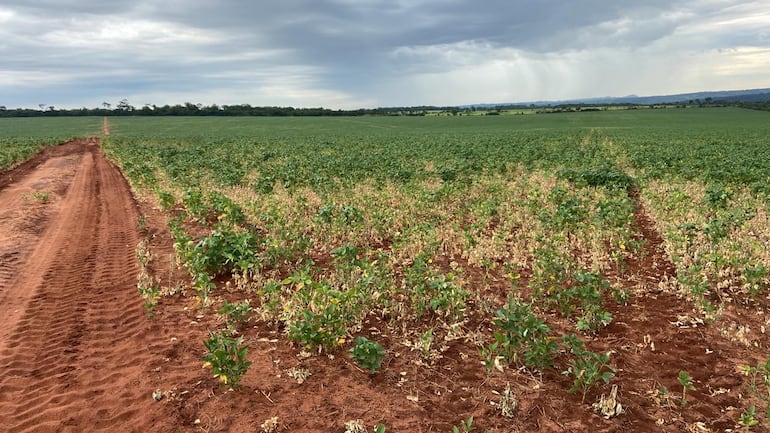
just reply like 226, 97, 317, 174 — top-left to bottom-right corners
1, 0, 769, 109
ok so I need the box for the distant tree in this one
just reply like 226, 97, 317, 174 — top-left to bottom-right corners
0, 105, 6, 111
38, 103, 46, 111
102, 102, 112, 110
117, 99, 134, 112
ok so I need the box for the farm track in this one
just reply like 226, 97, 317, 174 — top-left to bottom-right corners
0, 139, 168, 432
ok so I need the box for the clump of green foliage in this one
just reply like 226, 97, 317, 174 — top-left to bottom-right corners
349, 336, 386, 373
202, 331, 252, 388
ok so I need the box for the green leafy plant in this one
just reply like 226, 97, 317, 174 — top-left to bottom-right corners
207, 189, 246, 225
530, 245, 568, 301
452, 416, 475, 433
405, 254, 468, 321
559, 164, 633, 190
551, 271, 614, 334
349, 336, 386, 373
283, 273, 360, 351
739, 405, 759, 431
705, 182, 732, 209
171, 219, 260, 304
485, 298, 556, 372
219, 299, 253, 334
743, 265, 770, 297
678, 370, 695, 405
289, 304, 348, 350
201, 330, 252, 388
562, 334, 615, 403
155, 189, 176, 211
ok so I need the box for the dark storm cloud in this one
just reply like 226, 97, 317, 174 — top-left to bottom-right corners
0, 1, 768, 108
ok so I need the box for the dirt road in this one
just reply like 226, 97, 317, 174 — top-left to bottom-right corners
0, 139, 164, 432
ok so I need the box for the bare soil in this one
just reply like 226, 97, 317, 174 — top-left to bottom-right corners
0, 140, 768, 432
0, 139, 171, 432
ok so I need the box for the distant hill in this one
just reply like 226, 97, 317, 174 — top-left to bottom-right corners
467, 88, 770, 108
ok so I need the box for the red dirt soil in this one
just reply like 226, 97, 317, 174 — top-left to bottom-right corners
1, 139, 768, 433
0, 139, 170, 432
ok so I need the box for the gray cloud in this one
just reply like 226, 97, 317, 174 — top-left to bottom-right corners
1, 0, 768, 108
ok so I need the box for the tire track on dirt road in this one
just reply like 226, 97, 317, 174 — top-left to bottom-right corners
0, 139, 169, 432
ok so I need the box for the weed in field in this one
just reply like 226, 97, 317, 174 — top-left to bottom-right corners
282, 271, 365, 351
546, 269, 613, 334
452, 417, 474, 433
201, 330, 252, 388
531, 245, 569, 301
705, 182, 732, 209
170, 216, 260, 304
678, 370, 696, 406
288, 303, 348, 351
32, 191, 50, 202
349, 336, 386, 373
739, 405, 760, 431
451, 416, 489, 433
652, 385, 675, 408
287, 366, 311, 384
22, 191, 51, 203
742, 265, 770, 297
137, 282, 160, 317
560, 164, 634, 190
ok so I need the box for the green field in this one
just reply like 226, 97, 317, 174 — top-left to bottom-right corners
105, 108, 770, 186
104, 106, 770, 339
0, 117, 100, 169
7, 108, 770, 428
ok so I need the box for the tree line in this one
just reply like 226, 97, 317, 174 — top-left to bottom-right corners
1, 98, 768, 118
0, 100, 456, 117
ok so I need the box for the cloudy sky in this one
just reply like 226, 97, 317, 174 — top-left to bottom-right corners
1, 0, 769, 109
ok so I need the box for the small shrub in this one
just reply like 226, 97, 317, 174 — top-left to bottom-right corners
485, 298, 556, 371
349, 336, 386, 373
201, 331, 252, 388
